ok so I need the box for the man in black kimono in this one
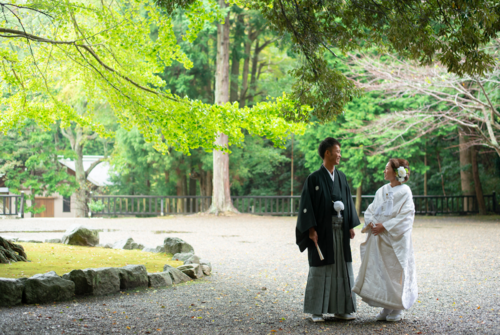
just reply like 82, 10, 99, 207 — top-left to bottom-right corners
296, 137, 361, 322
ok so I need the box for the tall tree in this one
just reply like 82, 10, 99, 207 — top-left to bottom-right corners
209, 0, 237, 214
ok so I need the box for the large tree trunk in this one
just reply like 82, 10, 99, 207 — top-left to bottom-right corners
471, 146, 487, 215
210, 1, 238, 214
355, 180, 363, 217
459, 130, 475, 211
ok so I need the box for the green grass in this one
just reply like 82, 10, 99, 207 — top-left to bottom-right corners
0, 243, 183, 279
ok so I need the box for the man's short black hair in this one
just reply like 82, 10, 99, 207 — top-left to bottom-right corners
318, 137, 341, 159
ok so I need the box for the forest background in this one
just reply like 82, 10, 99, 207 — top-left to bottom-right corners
1, 2, 500, 216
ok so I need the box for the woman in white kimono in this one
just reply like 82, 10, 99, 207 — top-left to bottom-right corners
352, 158, 417, 322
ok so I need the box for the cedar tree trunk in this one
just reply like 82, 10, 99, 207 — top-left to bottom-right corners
209, 0, 238, 214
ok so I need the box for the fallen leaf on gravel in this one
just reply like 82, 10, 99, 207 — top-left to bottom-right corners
157, 329, 161, 331
478, 306, 481, 309
126, 326, 130, 329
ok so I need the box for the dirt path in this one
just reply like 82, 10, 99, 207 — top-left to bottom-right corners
0, 214, 499, 334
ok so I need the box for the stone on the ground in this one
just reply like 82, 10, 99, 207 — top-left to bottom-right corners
103, 243, 113, 249
163, 264, 192, 284
63, 267, 120, 296
62, 226, 99, 247
163, 237, 194, 254
113, 237, 134, 250
147, 272, 173, 288
130, 242, 145, 250
45, 238, 61, 243
0, 278, 24, 307
201, 265, 211, 276
117, 265, 148, 290
177, 264, 204, 279
200, 260, 212, 276
23, 271, 75, 304
172, 252, 194, 262
184, 254, 201, 265
142, 245, 165, 253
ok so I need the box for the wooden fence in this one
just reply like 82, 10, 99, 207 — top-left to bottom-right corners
89, 192, 498, 217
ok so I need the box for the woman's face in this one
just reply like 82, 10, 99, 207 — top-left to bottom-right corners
383, 162, 395, 181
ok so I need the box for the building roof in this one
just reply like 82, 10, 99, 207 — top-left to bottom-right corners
58, 156, 113, 187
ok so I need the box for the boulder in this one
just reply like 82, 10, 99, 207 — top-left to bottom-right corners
177, 264, 204, 279
200, 260, 212, 276
0, 278, 24, 307
163, 237, 194, 255
113, 237, 134, 250
103, 243, 113, 249
201, 265, 211, 276
23, 271, 75, 304
163, 264, 191, 284
62, 226, 99, 247
184, 254, 201, 265
130, 242, 145, 250
147, 272, 173, 288
45, 238, 62, 243
172, 252, 194, 262
142, 245, 165, 253
63, 267, 120, 296
117, 265, 148, 290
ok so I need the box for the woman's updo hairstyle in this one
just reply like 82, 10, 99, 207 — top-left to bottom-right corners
389, 158, 410, 183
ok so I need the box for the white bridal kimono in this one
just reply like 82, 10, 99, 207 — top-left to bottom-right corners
352, 184, 418, 310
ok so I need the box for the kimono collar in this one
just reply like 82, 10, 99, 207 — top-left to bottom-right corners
321, 164, 335, 182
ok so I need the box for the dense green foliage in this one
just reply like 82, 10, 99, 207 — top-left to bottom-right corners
0, 121, 77, 214
0, 0, 305, 155
245, 0, 500, 121
1, 0, 498, 204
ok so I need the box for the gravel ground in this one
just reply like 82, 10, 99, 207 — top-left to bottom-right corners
0, 214, 499, 334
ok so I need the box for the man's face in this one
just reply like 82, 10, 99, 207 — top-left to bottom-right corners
326, 145, 341, 166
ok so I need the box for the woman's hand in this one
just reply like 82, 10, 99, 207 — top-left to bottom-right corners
372, 223, 386, 236
309, 227, 318, 245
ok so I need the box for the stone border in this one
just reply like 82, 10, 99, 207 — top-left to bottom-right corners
0, 261, 211, 307
0, 234, 212, 307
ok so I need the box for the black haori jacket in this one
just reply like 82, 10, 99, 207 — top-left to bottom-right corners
295, 165, 361, 267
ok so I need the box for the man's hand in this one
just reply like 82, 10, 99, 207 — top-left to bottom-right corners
349, 228, 355, 239
309, 227, 318, 245
372, 223, 386, 236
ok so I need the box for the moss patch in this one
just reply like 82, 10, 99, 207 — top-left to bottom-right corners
0, 243, 183, 279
